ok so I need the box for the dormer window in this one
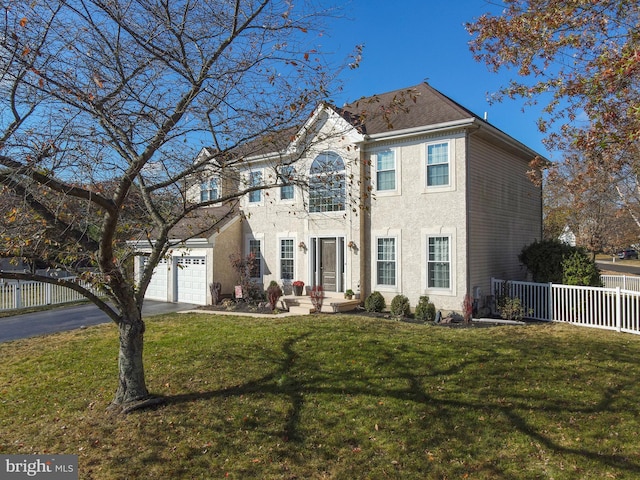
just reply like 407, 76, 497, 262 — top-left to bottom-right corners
200, 177, 220, 202
309, 152, 345, 213
248, 171, 262, 203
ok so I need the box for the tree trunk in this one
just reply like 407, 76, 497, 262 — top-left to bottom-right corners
112, 315, 149, 407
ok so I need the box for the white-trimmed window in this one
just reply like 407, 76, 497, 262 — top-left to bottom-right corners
309, 152, 345, 213
248, 171, 262, 203
375, 149, 396, 191
200, 177, 220, 202
280, 238, 294, 280
427, 236, 450, 289
249, 239, 262, 279
426, 142, 449, 187
280, 165, 294, 201
376, 237, 396, 286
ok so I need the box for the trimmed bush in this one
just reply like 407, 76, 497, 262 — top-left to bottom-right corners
390, 295, 411, 317
414, 296, 436, 322
364, 291, 386, 313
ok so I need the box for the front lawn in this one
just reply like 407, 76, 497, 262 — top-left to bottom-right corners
1, 314, 640, 479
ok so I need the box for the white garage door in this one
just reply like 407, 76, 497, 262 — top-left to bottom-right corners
176, 257, 207, 305
145, 258, 168, 301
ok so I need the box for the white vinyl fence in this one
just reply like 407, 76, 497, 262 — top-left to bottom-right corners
601, 275, 640, 292
0, 278, 100, 311
491, 277, 640, 335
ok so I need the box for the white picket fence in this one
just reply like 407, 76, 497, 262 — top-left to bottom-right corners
0, 278, 99, 311
491, 277, 640, 335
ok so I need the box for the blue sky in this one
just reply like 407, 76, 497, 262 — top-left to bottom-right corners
323, 0, 554, 159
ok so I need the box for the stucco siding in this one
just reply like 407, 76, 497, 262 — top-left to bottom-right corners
212, 217, 243, 298
365, 132, 468, 312
238, 113, 363, 294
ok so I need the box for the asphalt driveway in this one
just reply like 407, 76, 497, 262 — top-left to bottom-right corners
0, 300, 198, 343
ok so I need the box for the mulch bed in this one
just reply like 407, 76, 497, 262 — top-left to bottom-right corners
197, 301, 528, 328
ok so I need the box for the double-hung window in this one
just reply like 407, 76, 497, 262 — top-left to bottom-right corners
376, 237, 396, 286
280, 165, 294, 201
375, 149, 396, 191
426, 142, 449, 187
200, 177, 220, 202
248, 171, 262, 203
280, 239, 294, 280
249, 239, 262, 279
427, 236, 450, 289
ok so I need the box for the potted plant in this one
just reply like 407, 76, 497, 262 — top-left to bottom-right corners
344, 289, 354, 300
292, 280, 304, 296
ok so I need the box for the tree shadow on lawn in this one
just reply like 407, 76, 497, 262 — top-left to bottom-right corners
153, 332, 640, 475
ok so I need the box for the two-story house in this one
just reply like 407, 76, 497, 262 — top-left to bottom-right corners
139, 83, 543, 313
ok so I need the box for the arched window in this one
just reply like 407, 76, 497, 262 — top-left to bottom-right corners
309, 152, 345, 213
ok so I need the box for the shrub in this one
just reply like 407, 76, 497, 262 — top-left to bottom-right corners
310, 285, 324, 313
497, 296, 528, 321
562, 251, 602, 286
496, 281, 531, 321
414, 296, 436, 322
364, 291, 386, 313
266, 281, 283, 310
518, 239, 574, 283
519, 239, 601, 286
390, 295, 411, 317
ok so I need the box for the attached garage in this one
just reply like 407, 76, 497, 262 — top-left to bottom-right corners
175, 256, 207, 305
131, 205, 242, 305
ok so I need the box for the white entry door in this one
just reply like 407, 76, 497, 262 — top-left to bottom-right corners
175, 257, 207, 305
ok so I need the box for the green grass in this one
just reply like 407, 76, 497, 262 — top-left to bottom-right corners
2, 314, 640, 479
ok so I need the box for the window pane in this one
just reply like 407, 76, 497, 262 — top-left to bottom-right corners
377, 170, 395, 191
280, 166, 294, 200
209, 178, 219, 200
377, 238, 396, 285
377, 150, 394, 170
249, 172, 261, 203
200, 182, 208, 202
427, 164, 449, 186
280, 239, 294, 280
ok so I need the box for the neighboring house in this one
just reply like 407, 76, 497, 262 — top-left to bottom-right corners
140, 82, 543, 311
559, 225, 577, 247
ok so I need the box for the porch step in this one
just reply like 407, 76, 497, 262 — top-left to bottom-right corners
282, 293, 361, 315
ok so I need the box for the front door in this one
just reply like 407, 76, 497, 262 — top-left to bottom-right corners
320, 238, 337, 291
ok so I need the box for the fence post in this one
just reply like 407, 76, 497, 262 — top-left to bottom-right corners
548, 282, 553, 322
14, 281, 22, 309
616, 286, 622, 332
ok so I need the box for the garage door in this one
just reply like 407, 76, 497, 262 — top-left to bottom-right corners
144, 258, 168, 301
176, 257, 207, 305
